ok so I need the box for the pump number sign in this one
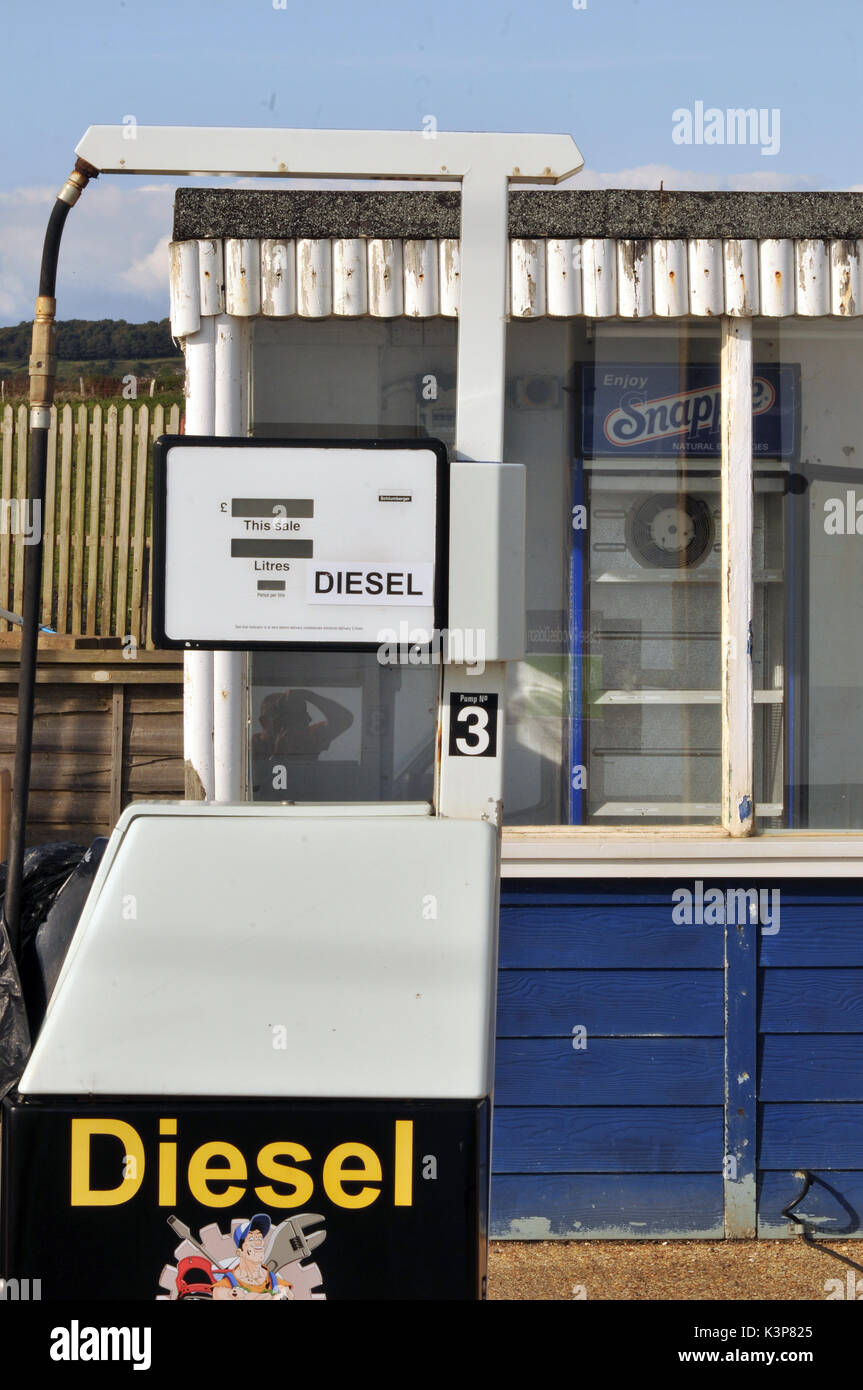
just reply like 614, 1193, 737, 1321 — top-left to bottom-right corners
152, 437, 448, 650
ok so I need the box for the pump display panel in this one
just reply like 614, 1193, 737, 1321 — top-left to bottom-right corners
152, 436, 448, 650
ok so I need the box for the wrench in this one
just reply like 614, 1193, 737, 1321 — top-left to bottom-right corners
265, 1213, 326, 1272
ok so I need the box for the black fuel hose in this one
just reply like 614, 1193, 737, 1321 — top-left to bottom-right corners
782, 1169, 863, 1275
0, 157, 97, 961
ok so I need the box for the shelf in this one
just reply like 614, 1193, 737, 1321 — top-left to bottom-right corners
593, 690, 784, 705
590, 571, 783, 584
593, 801, 784, 818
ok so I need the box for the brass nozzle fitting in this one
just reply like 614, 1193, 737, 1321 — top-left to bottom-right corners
29, 295, 57, 410
58, 157, 99, 207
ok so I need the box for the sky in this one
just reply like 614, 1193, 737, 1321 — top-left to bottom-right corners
1, 0, 861, 326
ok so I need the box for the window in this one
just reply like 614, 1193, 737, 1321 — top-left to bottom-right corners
752, 321, 863, 829
504, 318, 723, 826
247, 304, 863, 834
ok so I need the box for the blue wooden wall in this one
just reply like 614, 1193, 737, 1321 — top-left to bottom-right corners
757, 883, 863, 1238
490, 878, 863, 1240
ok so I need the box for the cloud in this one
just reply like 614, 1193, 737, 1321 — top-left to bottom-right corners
0, 182, 175, 325
120, 233, 171, 292
555, 163, 817, 192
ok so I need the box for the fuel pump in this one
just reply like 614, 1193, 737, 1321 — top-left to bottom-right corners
1, 126, 583, 1300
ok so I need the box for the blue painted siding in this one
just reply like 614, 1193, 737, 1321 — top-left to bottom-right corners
496, 1039, 724, 1106
492, 1174, 725, 1240
494, 1107, 721, 1171
756, 884, 863, 1238
491, 879, 725, 1239
497, 970, 722, 1035
491, 878, 863, 1240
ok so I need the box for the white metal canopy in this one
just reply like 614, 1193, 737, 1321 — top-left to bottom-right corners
168, 233, 863, 328
75, 125, 582, 183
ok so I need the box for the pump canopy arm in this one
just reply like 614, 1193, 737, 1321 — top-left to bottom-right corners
74, 126, 583, 183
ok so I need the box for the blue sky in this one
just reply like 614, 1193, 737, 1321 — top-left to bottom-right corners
1, 0, 861, 325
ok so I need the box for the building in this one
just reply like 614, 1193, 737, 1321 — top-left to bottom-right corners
157, 182, 863, 1242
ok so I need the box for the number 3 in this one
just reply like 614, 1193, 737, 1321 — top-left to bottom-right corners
455, 706, 490, 756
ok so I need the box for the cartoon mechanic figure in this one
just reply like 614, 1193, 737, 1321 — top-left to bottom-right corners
212, 1214, 294, 1300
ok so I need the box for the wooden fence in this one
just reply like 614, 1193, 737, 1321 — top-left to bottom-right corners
0, 402, 181, 647
0, 652, 184, 847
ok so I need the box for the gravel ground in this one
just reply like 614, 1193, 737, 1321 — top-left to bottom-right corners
488, 1240, 863, 1301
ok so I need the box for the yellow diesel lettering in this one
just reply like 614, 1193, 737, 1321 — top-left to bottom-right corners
70, 1119, 145, 1206
323, 1142, 382, 1209
158, 1118, 178, 1206
254, 1142, 315, 1208
393, 1120, 414, 1206
187, 1141, 247, 1207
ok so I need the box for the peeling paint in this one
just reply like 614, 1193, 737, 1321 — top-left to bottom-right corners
500, 1217, 553, 1238
724, 1174, 757, 1239
183, 758, 206, 801
183, 226, 863, 325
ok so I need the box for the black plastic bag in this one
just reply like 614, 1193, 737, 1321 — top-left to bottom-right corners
0, 917, 29, 1101
0, 842, 86, 1097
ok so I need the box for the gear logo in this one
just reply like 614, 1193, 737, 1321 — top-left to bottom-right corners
158, 1212, 326, 1300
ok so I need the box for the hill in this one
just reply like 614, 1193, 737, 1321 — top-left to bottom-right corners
0, 319, 181, 365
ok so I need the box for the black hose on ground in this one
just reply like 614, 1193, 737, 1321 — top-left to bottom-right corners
782, 1169, 863, 1275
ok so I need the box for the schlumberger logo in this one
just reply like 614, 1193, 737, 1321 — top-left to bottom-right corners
671, 880, 780, 934
602, 376, 775, 449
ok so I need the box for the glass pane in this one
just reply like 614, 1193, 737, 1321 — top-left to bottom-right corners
753, 321, 863, 828
247, 317, 453, 804
249, 651, 438, 803
504, 318, 723, 826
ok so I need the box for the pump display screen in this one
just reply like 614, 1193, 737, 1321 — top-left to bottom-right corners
152, 436, 448, 650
